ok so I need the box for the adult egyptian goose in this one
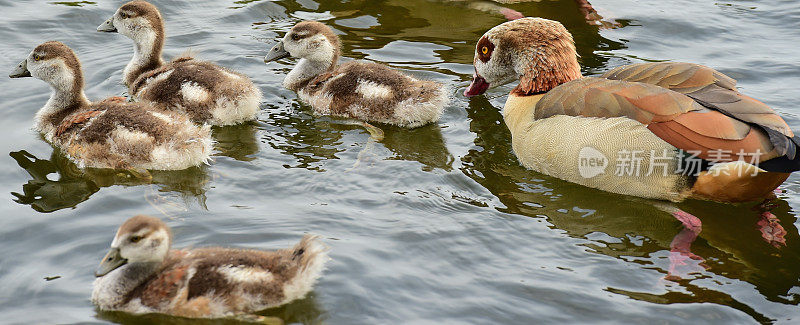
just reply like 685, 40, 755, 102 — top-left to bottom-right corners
265, 21, 450, 128
464, 18, 799, 204
9, 41, 211, 171
92, 215, 328, 319
97, 1, 262, 126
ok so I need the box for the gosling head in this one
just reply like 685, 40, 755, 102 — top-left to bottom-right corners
265, 21, 340, 66
10, 41, 84, 93
97, 1, 164, 53
464, 18, 581, 97
95, 215, 173, 277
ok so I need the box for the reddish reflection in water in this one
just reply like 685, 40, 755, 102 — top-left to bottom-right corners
758, 212, 787, 248
665, 210, 707, 281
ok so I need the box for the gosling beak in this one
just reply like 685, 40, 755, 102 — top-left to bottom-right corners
464, 73, 490, 97
9, 60, 31, 78
264, 41, 290, 63
95, 247, 127, 277
97, 16, 117, 33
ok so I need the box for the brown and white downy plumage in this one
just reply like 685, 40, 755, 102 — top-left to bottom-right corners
265, 21, 450, 128
97, 1, 262, 126
9, 41, 211, 171
464, 17, 800, 203
92, 215, 328, 319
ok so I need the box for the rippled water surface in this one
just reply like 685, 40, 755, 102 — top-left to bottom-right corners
1, 0, 800, 323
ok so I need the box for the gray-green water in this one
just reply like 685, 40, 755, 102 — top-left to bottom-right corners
1, 0, 799, 323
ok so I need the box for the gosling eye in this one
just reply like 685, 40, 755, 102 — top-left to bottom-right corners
291, 33, 301, 41
32, 54, 42, 61
129, 235, 143, 243
119, 12, 129, 19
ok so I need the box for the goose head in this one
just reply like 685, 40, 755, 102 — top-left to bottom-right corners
10, 41, 84, 93
464, 17, 582, 97
95, 215, 172, 277
97, 1, 164, 55
265, 21, 340, 67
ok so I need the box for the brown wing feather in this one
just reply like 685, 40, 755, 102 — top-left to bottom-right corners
601, 62, 794, 139
535, 77, 782, 165
98, 96, 128, 104
648, 112, 779, 163
130, 55, 195, 95
601, 62, 736, 94
56, 110, 105, 137
535, 77, 703, 124
669, 110, 750, 140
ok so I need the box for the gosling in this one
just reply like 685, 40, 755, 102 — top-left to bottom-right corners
10, 41, 211, 171
265, 21, 450, 128
97, 0, 262, 126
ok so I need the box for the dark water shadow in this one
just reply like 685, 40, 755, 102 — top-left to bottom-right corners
212, 121, 261, 162
10, 149, 211, 213
253, 0, 628, 73
260, 102, 348, 172
382, 123, 454, 172
261, 101, 454, 172
10, 150, 100, 213
460, 95, 800, 322
95, 291, 326, 325
48, 1, 97, 7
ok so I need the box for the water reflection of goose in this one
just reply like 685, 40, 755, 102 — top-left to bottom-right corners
96, 292, 327, 325
382, 124, 454, 171
260, 102, 348, 172
440, 0, 618, 28
11, 150, 98, 213
274, 0, 628, 74
212, 122, 262, 162
10, 150, 211, 213
265, 111, 454, 172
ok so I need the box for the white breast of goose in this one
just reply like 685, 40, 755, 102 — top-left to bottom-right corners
511, 114, 692, 201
